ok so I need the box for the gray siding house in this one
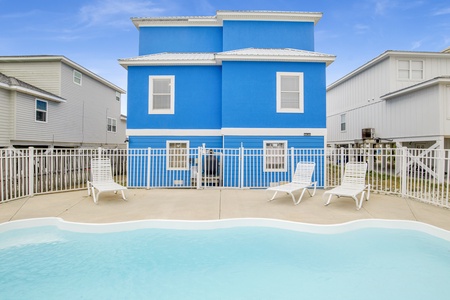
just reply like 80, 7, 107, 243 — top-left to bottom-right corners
0, 56, 126, 148
327, 49, 450, 151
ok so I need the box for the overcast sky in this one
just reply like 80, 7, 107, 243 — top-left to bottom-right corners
1, 0, 449, 114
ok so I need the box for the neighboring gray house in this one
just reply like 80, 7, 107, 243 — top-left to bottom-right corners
327, 49, 450, 151
0, 55, 126, 148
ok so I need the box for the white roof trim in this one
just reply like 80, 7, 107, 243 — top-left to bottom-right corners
132, 10, 322, 28
0, 56, 126, 94
0, 82, 66, 103
381, 77, 450, 100
327, 50, 450, 90
127, 128, 326, 137
119, 49, 336, 68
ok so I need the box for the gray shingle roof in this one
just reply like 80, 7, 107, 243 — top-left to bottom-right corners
0, 72, 65, 102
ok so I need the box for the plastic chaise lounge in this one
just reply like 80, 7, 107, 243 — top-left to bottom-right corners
323, 162, 370, 210
87, 158, 127, 204
266, 162, 317, 205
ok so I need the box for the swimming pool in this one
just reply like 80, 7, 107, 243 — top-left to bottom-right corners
1, 218, 449, 300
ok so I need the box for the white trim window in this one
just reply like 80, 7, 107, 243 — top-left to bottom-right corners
35, 99, 48, 122
149, 75, 175, 114
167, 141, 189, 170
116, 92, 121, 101
73, 70, 82, 85
398, 60, 423, 80
340, 114, 346, 132
263, 141, 287, 172
107, 117, 117, 133
276, 72, 304, 113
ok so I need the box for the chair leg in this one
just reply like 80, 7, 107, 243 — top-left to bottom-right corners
121, 190, 127, 201
268, 191, 278, 202
295, 189, 307, 205
324, 194, 333, 206
356, 191, 366, 210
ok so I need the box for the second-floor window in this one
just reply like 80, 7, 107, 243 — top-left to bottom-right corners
107, 117, 117, 133
398, 60, 423, 80
340, 114, 346, 132
276, 72, 304, 113
35, 99, 48, 122
149, 75, 175, 114
73, 70, 82, 85
263, 141, 287, 172
167, 141, 189, 170
116, 92, 121, 101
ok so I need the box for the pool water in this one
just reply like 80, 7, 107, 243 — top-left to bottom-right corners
1, 220, 450, 300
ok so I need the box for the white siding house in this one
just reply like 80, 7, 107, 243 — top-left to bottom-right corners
0, 56, 126, 148
327, 49, 450, 151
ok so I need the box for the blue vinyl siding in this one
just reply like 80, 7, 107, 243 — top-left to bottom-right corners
223, 136, 324, 148
223, 21, 315, 51
129, 136, 222, 149
222, 61, 327, 129
127, 65, 222, 130
139, 27, 223, 55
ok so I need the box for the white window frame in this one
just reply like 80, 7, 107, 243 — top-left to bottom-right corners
340, 114, 346, 132
35, 99, 48, 123
397, 59, 424, 80
276, 72, 304, 113
149, 75, 175, 114
166, 140, 189, 170
263, 140, 288, 172
116, 92, 121, 101
73, 70, 82, 85
107, 117, 117, 133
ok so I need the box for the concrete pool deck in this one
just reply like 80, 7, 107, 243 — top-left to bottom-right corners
1, 188, 450, 230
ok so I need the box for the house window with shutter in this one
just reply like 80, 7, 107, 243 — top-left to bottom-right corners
167, 141, 189, 170
149, 75, 175, 114
398, 60, 423, 80
264, 141, 287, 172
35, 99, 48, 122
276, 72, 304, 113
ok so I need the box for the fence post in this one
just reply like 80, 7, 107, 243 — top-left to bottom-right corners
97, 147, 102, 160
28, 147, 34, 197
291, 147, 295, 179
196, 147, 202, 189
401, 147, 408, 197
239, 146, 244, 188
146, 147, 151, 189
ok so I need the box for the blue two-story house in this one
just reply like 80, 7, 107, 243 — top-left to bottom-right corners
119, 10, 335, 188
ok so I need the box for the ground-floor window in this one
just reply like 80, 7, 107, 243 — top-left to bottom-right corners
263, 141, 287, 172
167, 141, 189, 170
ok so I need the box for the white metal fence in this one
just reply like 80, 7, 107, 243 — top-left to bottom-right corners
1, 146, 449, 208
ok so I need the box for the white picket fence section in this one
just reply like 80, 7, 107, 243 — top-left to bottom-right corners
1, 146, 450, 208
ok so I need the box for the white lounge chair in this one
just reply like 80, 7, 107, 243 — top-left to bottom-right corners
267, 162, 317, 205
87, 158, 127, 204
324, 162, 370, 210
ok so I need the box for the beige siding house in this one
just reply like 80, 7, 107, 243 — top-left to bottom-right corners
0, 56, 126, 148
327, 49, 450, 151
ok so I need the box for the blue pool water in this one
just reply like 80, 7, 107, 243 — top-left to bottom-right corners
1, 219, 450, 300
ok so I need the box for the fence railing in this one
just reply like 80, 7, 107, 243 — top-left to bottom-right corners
1, 146, 450, 208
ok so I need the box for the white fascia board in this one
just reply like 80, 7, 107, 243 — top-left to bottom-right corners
0, 56, 126, 94
381, 77, 450, 100
127, 128, 326, 137
127, 129, 222, 136
216, 54, 335, 66
0, 82, 66, 103
216, 11, 322, 25
221, 128, 326, 136
132, 18, 221, 29
119, 59, 219, 69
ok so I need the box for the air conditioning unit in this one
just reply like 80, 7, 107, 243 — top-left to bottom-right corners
362, 128, 375, 140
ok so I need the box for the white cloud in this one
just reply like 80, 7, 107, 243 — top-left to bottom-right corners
354, 23, 370, 34
78, 0, 167, 28
433, 7, 450, 16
